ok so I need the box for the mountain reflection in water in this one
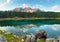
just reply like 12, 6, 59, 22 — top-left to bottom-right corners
0, 24, 60, 38
0, 19, 60, 38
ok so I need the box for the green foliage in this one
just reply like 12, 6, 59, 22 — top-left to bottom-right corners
0, 30, 23, 42
0, 30, 46, 42
37, 38, 45, 42
0, 11, 60, 18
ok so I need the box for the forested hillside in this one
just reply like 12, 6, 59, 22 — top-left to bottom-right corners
0, 11, 60, 18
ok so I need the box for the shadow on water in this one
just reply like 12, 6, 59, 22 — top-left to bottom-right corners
0, 19, 60, 26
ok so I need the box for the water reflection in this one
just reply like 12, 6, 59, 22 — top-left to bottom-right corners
0, 24, 60, 38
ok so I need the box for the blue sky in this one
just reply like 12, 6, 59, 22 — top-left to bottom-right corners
0, 0, 60, 12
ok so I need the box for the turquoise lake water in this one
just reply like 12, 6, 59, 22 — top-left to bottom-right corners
0, 19, 60, 38
0, 19, 60, 26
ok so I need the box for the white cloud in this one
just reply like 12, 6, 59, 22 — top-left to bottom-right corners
51, 5, 60, 12
6, 0, 11, 3
22, 4, 29, 8
18, 4, 29, 8
0, 3, 4, 7
52, 5, 59, 10
36, 5, 60, 12
0, 0, 11, 11
0, 3, 6, 11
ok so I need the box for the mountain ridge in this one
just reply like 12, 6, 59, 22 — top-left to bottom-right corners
13, 7, 45, 13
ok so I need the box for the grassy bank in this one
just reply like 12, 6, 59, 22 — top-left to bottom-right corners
0, 18, 60, 20
0, 30, 46, 42
0, 30, 24, 42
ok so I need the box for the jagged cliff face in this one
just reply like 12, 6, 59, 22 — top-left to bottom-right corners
14, 7, 24, 12
13, 7, 42, 13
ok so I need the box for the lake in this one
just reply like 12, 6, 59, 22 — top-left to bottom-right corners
0, 19, 60, 26
0, 19, 60, 38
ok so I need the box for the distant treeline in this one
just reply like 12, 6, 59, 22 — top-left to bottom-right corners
0, 11, 60, 18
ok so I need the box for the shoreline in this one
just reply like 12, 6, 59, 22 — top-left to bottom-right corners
0, 18, 60, 20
